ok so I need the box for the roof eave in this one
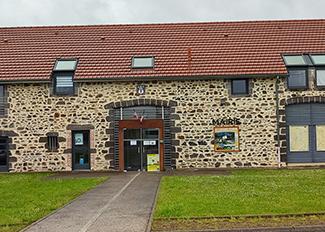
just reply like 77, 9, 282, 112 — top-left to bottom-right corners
0, 73, 287, 84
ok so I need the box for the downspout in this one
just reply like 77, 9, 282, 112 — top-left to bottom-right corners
275, 75, 281, 168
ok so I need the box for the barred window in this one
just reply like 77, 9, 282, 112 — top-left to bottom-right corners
0, 85, 5, 116
47, 135, 59, 151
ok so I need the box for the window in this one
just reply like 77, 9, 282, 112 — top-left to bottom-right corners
316, 69, 325, 87
283, 55, 307, 66
54, 73, 74, 95
310, 55, 325, 65
287, 69, 308, 89
231, 79, 249, 95
53, 59, 77, 96
132, 56, 154, 68
47, 134, 58, 151
54, 60, 77, 71
0, 85, 5, 116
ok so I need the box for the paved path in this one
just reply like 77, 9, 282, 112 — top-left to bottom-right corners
24, 172, 161, 232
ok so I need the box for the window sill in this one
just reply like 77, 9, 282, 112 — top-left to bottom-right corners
287, 87, 309, 91
230, 94, 251, 98
315, 86, 325, 90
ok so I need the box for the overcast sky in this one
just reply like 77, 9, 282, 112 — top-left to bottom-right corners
0, 0, 324, 27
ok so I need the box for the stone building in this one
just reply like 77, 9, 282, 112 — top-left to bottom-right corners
1, 19, 325, 172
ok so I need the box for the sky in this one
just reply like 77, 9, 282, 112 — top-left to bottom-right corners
0, 0, 324, 27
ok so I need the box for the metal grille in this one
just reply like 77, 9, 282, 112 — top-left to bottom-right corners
47, 135, 58, 151
113, 106, 171, 170
0, 85, 6, 116
0, 97, 5, 116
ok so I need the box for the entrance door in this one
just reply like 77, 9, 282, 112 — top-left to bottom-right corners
286, 103, 325, 163
119, 120, 164, 171
0, 137, 8, 172
72, 131, 90, 170
123, 128, 160, 171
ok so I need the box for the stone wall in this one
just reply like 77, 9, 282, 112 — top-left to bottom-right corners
0, 77, 282, 172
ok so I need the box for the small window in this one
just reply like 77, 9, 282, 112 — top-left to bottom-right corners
231, 79, 249, 95
54, 60, 77, 71
287, 69, 308, 90
310, 55, 325, 65
316, 69, 325, 87
0, 85, 5, 116
283, 55, 307, 66
54, 73, 74, 95
47, 135, 58, 151
132, 56, 154, 68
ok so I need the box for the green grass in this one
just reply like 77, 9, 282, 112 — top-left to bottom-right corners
0, 173, 107, 232
155, 169, 325, 218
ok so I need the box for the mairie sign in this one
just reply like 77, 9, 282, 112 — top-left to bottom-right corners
211, 117, 241, 126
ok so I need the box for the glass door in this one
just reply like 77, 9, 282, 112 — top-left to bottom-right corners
123, 129, 142, 171
142, 128, 159, 171
72, 131, 90, 170
123, 128, 160, 171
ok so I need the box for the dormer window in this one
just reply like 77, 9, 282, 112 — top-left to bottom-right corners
283, 55, 309, 90
132, 56, 154, 68
53, 59, 78, 96
310, 55, 325, 88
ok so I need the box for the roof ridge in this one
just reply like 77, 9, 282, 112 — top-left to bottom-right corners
1, 18, 325, 30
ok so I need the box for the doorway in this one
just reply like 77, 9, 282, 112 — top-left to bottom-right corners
119, 120, 164, 171
72, 130, 90, 170
0, 136, 8, 172
286, 103, 325, 163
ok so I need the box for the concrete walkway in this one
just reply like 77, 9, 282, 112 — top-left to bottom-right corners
24, 172, 161, 232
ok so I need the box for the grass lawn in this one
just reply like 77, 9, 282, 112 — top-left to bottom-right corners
153, 169, 325, 230
155, 169, 325, 218
0, 173, 107, 232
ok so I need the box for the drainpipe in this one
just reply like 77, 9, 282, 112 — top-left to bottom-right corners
275, 75, 281, 168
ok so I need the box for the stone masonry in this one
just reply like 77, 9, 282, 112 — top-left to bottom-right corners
0, 77, 296, 172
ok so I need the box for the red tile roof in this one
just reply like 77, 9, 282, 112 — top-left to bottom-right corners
1, 19, 325, 82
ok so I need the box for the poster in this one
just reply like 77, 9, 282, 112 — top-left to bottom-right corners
147, 154, 160, 171
74, 133, 83, 145
214, 126, 240, 152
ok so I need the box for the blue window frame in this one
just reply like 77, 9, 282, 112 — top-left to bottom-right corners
231, 79, 249, 95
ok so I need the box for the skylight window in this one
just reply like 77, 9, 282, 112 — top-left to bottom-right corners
310, 55, 325, 65
283, 55, 307, 66
132, 56, 154, 68
54, 59, 78, 71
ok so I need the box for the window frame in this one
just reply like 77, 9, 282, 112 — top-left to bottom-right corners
310, 54, 325, 66
53, 71, 75, 96
286, 67, 309, 90
53, 59, 78, 71
282, 55, 308, 67
46, 134, 59, 152
131, 56, 155, 69
315, 68, 325, 88
230, 78, 250, 96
